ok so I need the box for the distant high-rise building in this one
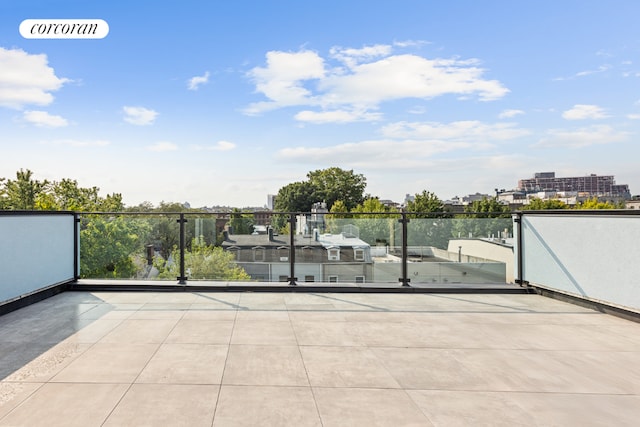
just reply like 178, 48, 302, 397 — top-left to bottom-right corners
517, 172, 631, 198
267, 194, 276, 210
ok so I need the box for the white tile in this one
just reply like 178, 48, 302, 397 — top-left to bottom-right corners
213, 385, 321, 427
104, 384, 218, 427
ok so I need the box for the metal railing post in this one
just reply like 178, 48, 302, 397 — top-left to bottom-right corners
288, 213, 297, 285
513, 212, 526, 286
177, 214, 188, 285
74, 212, 80, 280
399, 212, 411, 287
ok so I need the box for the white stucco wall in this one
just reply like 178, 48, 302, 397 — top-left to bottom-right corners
520, 214, 640, 312
0, 214, 75, 303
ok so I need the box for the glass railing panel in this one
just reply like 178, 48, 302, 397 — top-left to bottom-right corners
184, 214, 251, 281
406, 215, 512, 284
76, 211, 515, 286
322, 213, 402, 284
79, 213, 179, 280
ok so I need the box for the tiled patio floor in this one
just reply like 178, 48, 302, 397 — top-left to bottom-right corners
1, 291, 639, 426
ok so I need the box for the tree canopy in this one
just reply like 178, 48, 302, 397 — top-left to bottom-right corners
454, 197, 512, 240
274, 167, 367, 212
522, 198, 569, 210
405, 190, 447, 214
1, 169, 123, 211
306, 167, 366, 211
465, 197, 510, 215
273, 181, 318, 212
1, 169, 48, 210
575, 197, 622, 209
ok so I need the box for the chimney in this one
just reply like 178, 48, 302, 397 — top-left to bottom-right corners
268, 227, 274, 241
222, 230, 229, 241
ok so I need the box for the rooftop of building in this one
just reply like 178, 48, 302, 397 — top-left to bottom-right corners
2, 209, 640, 425
222, 230, 371, 249
1, 290, 639, 426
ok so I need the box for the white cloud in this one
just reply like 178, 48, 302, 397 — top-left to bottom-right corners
23, 110, 68, 127
192, 140, 237, 151
627, 113, 640, 120
187, 71, 210, 90
562, 104, 609, 120
277, 139, 471, 169
553, 64, 611, 81
498, 109, 524, 119
244, 50, 326, 115
147, 141, 177, 152
393, 40, 430, 48
319, 55, 508, 105
277, 119, 528, 170
407, 106, 427, 115
381, 120, 530, 141
535, 125, 628, 148
575, 64, 610, 77
123, 106, 158, 125
0, 47, 68, 109
295, 109, 382, 123
47, 139, 109, 147
244, 46, 509, 119
329, 44, 392, 68
215, 140, 236, 151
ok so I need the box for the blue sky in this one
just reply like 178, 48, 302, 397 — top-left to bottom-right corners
1, 0, 639, 207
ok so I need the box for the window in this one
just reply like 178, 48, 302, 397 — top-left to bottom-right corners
354, 248, 365, 261
227, 247, 240, 260
304, 275, 315, 282
355, 276, 365, 284
278, 246, 288, 261
328, 275, 338, 283
301, 246, 314, 261
253, 247, 265, 262
278, 275, 288, 282
328, 248, 340, 261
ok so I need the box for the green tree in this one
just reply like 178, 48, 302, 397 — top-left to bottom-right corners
1, 170, 124, 212
273, 167, 367, 213
523, 198, 568, 210
80, 216, 152, 278
2, 169, 49, 210
96, 193, 125, 212
329, 200, 349, 213
36, 178, 124, 211
349, 198, 398, 245
125, 201, 155, 212
139, 202, 194, 258
272, 181, 319, 231
405, 190, 446, 213
575, 197, 621, 209
228, 208, 255, 234
307, 167, 366, 211
155, 240, 250, 280
453, 197, 512, 240
467, 197, 511, 215
404, 191, 452, 249
0, 177, 6, 209
274, 181, 319, 213
325, 199, 349, 234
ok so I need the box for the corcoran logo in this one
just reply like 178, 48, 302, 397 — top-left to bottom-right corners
20, 19, 109, 39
